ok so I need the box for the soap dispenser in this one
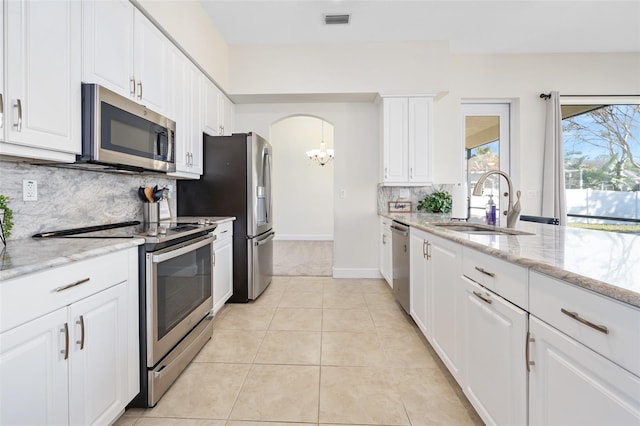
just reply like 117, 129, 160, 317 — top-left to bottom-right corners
485, 194, 496, 225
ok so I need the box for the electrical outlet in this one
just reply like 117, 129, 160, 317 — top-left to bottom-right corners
23, 179, 38, 201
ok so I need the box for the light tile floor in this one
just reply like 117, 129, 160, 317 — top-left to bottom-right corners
116, 276, 483, 426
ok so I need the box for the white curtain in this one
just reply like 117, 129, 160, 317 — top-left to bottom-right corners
541, 91, 567, 225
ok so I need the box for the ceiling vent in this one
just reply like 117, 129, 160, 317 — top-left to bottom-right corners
323, 14, 351, 25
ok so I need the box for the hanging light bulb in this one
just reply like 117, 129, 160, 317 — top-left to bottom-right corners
306, 120, 334, 166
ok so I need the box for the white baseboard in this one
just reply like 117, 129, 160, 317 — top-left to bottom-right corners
275, 234, 334, 241
332, 268, 383, 279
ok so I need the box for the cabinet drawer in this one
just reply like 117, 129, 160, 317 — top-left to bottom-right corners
462, 247, 528, 310
530, 271, 640, 377
1, 250, 129, 333
212, 221, 233, 239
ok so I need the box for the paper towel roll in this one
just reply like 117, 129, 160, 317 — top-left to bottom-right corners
451, 183, 468, 220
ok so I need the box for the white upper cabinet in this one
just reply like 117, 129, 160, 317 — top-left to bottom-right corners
203, 79, 234, 137
1, 0, 81, 162
82, 0, 168, 115
168, 46, 202, 179
380, 95, 433, 185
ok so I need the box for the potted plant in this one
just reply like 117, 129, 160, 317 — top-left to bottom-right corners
0, 195, 14, 239
417, 189, 452, 213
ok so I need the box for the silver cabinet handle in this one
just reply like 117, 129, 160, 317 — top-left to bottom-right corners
384, 167, 388, 179
130, 77, 136, 96
221, 126, 224, 135
76, 315, 85, 350
13, 99, 22, 132
422, 240, 427, 258
526, 331, 535, 372
53, 277, 90, 293
410, 167, 413, 179
61, 323, 69, 360
0, 93, 4, 129
561, 308, 609, 334
212, 251, 216, 266
426, 241, 432, 260
137, 81, 143, 99
475, 266, 495, 277
382, 234, 387, 244
473, 290, 492, 304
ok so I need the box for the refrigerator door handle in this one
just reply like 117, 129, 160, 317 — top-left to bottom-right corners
254, 231, 275, 246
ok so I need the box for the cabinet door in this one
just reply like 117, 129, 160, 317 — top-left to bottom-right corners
203, 79, 221, 136
68, 283, 128, 426
429, 235, 462, 379
529, 317, 640, 425
133, 9, 167, 114
167, 46, 190, 175
1, 5, 5, 140
4, 0, 81, 155
222, 94, 234, 135
408, 97, 432, 183
213, 237, 234, 314
461, 276, 528, 426
188, 68, 203, 175
82, 0, 134, 97
382, 97, 408, 183
409, 230, 429, 336
0, 308, 69, 426
380, 227, 392, 286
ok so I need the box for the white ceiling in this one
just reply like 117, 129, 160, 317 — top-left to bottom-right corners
200, 0, 640, 54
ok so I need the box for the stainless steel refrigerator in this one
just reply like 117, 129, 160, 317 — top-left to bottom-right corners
177, 132, 274, 302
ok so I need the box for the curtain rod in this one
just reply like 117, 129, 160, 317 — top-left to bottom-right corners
540, 93, 640, 100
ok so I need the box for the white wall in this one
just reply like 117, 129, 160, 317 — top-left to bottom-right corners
229, 43, 640, 213
269, 116, 334, 239
137, 0, 230, 90
234, 103, 380, 278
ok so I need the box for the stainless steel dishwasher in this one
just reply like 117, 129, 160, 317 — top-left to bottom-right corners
391, 221, 410, 313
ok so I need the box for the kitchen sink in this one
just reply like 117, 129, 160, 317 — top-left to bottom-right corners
432, 222, 534, 236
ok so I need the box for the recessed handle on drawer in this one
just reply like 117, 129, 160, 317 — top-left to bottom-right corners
473, 290, 492, 304
474, 266, 495, 277
560, 308, 609, 335
53, 277, 90, 292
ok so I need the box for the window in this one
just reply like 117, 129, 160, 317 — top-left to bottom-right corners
561, 97, 640, 233
463, 103, 510, 221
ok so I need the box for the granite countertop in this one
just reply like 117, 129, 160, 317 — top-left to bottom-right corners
0, 237, 145, 281
382, 212, 640, 309
0, 216, 236, 282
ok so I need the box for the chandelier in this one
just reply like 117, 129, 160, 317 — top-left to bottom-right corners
306, 120, 334, 166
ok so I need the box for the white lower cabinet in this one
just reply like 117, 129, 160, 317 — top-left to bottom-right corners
212, 222, 234, 314
461, 276, 528, 426
409, 228, 429, 335
379, 217, 392, 286
409, 227, 462, 380
0, 308, 69, 425
528, 316, 640, 425
68, 283, 128, 426
0, 248, 138, 426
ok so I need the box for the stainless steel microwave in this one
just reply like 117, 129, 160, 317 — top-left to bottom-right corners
78, 83, 175, 173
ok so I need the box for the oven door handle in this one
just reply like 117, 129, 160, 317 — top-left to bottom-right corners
151, 235, 214, 263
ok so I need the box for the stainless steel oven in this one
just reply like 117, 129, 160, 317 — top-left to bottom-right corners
144, 232, 214, 406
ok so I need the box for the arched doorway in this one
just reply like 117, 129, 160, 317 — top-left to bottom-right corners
269, 115, 334, 275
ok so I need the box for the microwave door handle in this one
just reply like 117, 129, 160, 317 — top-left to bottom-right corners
151, 235, 214, 263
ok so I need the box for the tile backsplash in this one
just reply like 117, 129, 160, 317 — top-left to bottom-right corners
377, 184, 454, 214
0, 161, 177, 240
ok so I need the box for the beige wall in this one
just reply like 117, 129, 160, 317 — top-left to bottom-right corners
137, 0, 230, 91
234, 102, 380, 278
269, 116, 334, 238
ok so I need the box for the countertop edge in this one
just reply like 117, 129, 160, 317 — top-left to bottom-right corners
0, 239, 145, 282
382, 213, 640, 309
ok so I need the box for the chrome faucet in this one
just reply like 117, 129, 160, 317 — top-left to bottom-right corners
472, 170, 521, 228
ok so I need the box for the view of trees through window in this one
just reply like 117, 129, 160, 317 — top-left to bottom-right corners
562, 103, 640, 233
